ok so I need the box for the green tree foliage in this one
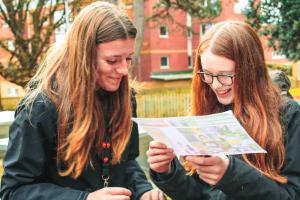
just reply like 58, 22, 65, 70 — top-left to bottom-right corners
148, 0, 222, 28
130, 0, 221, 79
244, 0, 300, 61
0, 0, 83, 87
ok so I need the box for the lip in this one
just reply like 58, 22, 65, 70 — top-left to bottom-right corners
215, 88, 231, 97
108, 76, 122, 84
109, 76, 122, 80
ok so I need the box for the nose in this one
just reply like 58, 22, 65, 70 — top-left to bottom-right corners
210, 76, 222, 89
116, 60, 129, 75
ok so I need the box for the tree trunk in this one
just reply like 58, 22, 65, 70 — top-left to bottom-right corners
131, 0, 144, 81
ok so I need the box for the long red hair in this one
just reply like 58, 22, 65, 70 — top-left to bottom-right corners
189, 21, 286, 183
25, 2, 137, 178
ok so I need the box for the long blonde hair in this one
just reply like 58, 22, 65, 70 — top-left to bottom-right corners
188, 21, 286, 183
25, 1, 137, 179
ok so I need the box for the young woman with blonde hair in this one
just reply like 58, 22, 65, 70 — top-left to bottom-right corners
146, 21, 300, 199
0, 2, 164, 200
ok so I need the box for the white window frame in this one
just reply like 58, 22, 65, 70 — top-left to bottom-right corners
159, 25, 168, 38
160, 56, 169, 69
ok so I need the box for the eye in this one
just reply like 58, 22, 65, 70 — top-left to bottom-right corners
106, 59, 117, 64
126, 57, 132, 62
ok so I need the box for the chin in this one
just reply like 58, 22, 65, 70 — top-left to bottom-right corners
217, 98, 233, 106
102, 85, 120, 92
103, 88, 119, 92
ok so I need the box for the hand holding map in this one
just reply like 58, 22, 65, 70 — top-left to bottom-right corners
133, 111, 266, 156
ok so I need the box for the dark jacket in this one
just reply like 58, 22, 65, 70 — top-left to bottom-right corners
0, 92, 152, 200
151, 99, 300, 200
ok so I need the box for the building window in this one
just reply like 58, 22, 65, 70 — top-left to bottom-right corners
272, 51, 286, 59
7, 40, 15, 51
188, 56, 193, 68
7, 88, 17, 97
200, 23, 213, 36
160, 56, 169, 69
159, 25, 168, 38
234, 0, 249, 14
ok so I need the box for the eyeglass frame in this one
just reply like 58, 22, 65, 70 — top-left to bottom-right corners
196, 70, 236, 86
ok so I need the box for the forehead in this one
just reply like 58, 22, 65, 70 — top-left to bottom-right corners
96, 38, 135, 57
201, 50, 235, 73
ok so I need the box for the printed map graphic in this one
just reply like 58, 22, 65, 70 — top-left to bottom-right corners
133, 111, 266, 156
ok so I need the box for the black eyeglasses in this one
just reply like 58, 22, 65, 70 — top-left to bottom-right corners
197, 71, 236, 86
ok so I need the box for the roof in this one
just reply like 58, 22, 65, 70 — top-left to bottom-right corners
150, 70, 193, 81
0, 75, 7, 82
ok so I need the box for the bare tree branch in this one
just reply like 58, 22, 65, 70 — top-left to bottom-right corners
0, 0, 83, 86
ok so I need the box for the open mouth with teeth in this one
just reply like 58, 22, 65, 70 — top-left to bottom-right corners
215, 88, 232, 97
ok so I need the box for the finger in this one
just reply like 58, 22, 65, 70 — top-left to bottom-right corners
150, 189, 158, 200
149, 160, 172, 170
149, 141, 168, 149
185, 156, 206, 166
148, 153, 174, 165
151, 189, 165, 200
160, 191, 167, 200
202, 156, 223, 165
109, 196, 131, 200
198, 175, 216, 186
186, 156, 219, 166
197, 172, 219, 184
107, 187, 132, 196
146, 148, 174, 157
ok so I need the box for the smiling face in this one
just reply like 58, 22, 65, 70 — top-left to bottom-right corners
95, 38, 135, 92
201, 50, 235, 105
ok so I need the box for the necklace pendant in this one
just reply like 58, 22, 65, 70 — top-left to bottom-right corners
102, 175, 110, 188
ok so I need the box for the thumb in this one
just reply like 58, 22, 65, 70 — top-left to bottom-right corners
107, 187, 132, 196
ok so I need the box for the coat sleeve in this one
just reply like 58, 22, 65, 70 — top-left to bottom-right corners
0, 96, 89, 200
215, 99, 300, 200
150, 158, 212, 200
125, 89, 153, 199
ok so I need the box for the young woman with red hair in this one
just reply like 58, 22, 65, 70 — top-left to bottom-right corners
146, 21, 300, 199
0, 2, 165, 200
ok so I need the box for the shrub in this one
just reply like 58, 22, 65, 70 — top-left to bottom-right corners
267, 63, 292, 76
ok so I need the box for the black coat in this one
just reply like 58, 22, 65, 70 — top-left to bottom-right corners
151, 99, 300, 200
0, 92, 152, 200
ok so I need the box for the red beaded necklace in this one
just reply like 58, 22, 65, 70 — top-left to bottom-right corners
101, 122, 112, 188
98, 90, 114, 188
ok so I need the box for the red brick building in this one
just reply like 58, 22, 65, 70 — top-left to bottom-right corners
0, 0, 289, 82
132, 0, 288, 81
0, 19, 14, 67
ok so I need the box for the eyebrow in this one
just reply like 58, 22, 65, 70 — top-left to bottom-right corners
105, 52, 134, 58
202, 69, 234, 74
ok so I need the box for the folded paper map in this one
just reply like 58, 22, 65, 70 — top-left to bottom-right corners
132, 111, 266, 156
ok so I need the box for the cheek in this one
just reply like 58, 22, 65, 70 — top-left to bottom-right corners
96, 61, 114, 74
95, 62, 108, 79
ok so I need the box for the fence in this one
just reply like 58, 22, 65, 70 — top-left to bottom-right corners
0, 97, 21, 111
136, 87, 191, 118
